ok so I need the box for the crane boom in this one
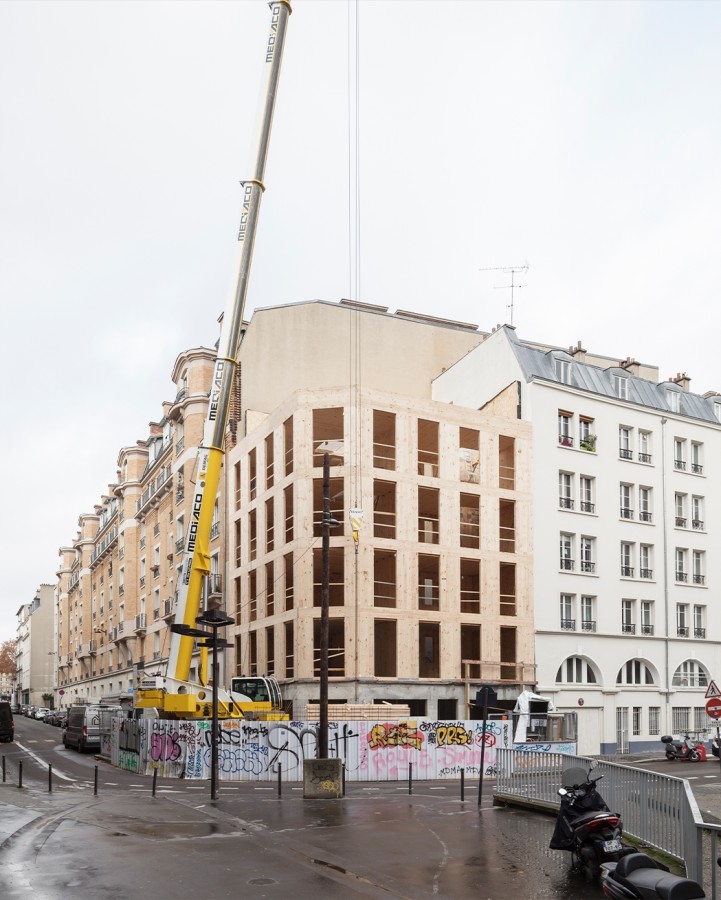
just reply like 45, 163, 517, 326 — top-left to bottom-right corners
137, 0, 292, 718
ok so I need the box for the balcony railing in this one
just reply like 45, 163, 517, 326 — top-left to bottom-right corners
675, 516, 686, 528
560, 619, 575, 630
676, 571, 688, 582
619, 448, 633, 460
677, 626, 689, 637
639, 510, 652, 523
559, 558, 574, 571
640, 568, 653, 579
620, 507, 634, 519
579, 437, 596, 452
559, 497, 574, 510
674, 459, 686, 471
695, 627, 706, 639
691, 463, 703, 474
621, 566, 634, 577
693, 573, 705, 585
210, 521, 220, 539
580, 501, 595, 513
580, 560, 595, 573
558, 434, 573, 447
638, 452, 652, 464
581, 620, 596, 632
135, 613, 147, 631
621, 623, 636, 634
693, 520, 704, 530
207, 573, 223, 595
640, 624, 654, 636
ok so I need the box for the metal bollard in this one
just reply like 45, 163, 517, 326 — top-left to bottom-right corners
277, 762, 282, 798
48, 764, 53, 793
94, 765, 98, 796
408, 762, 413, 795
18, 760, 22, 789
342, 762, 346, 797
460, 767, 465, 802
152, 769, 157, 798
2, 755, 5, 783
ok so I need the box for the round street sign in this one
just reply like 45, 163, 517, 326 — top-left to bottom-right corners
706, 697, 721, 719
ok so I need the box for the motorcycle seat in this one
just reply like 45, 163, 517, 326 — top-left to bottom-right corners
617, 869, 705, 900
615, 853, 662, 876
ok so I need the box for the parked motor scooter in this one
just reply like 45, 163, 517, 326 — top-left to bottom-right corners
549, 763, 629, 881
600, 852, 705, 899
710, 735, 719, 758
661, 732, 707, 762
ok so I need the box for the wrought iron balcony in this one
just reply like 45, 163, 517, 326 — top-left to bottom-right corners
580, 500, 595, 513
560, 558, 574, 571
674, 459, 686, 471
621, 623, 636, 634
640, 624, 654, 636
692, 520, 704, 530
558, 434, 574, 447
621, 566, 634, 577
693, 573, 705, 585
620, 507, 634, 519
691, 463, 703, 474
580, 560, 595, 573
694, 627, 706, 639
676, 571, 688, 582
639, 510, 652, 523
677, 626, 689, 637
640, 568, 653, 579
581, 620, 596, 632
675, 516, 687, 528
559, 497, 574, 510
619, 448, 633, 460
560, 618, 575, 630
638, 452, 652, 464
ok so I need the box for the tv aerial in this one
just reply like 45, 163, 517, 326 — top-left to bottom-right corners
479, 263, 529, 326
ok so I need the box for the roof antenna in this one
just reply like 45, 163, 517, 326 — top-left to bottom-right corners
479, 263, 529, 326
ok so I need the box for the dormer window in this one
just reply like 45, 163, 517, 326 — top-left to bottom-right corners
667, 389, 680, 413
553, 354, 573, 385
613, 374, 629, 400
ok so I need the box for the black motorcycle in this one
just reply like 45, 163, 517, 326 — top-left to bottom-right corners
600, 852, 705, 899
550, 764, 629, 881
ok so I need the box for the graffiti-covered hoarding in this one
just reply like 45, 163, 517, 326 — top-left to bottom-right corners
111, 717, 522, 781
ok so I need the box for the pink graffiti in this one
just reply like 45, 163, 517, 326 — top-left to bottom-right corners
150, 731, 182, 763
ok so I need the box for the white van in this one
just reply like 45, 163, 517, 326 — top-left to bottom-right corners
63, 704, 123, 752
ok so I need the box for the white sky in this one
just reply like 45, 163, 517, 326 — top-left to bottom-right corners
1, 0, 720, 640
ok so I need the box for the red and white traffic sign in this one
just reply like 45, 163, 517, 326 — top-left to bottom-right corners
706, 697, 721, 719
705, 680, 721, 699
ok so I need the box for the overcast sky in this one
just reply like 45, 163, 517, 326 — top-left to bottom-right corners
1, 0, 720, 641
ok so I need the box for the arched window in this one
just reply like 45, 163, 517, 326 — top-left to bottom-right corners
672, 659, 709, 688
556, 656, 597, 684
616, 659, 655, 685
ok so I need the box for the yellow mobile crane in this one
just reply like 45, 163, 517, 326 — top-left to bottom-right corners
135, 0, 291, 721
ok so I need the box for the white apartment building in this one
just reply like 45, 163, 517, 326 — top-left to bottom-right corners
434, 325, 721, 754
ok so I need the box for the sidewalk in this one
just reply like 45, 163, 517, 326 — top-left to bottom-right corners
0, 780, 602, 900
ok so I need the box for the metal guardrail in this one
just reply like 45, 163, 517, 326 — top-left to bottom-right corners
494, 748, 721, 894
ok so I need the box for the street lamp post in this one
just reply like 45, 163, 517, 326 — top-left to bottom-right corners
170, 607, 233, 801
318, 451, 341, 760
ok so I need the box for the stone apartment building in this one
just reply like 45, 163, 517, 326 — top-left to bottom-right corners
55, 347, 222, 707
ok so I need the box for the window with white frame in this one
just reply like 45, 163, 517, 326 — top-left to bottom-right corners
691, 442, 703, 475
621, 599, 635, 634
581, 595, 595, 632
620, 483, 633, 519
694, 605, 705, 639
614, 374, 629, 399
579, 417, 595, 450
674, 438, 686, 471
676, 603, 689, 637
649, 707, 660, 735
554, 357, 572, 384
639, 544, 653, 579
675, 548, 687, 581
633, 707, 642, 736
673, 659, 709, 688
619, 427, 633, 459
621, 542, 634, 577
560, 593, 574, 629
692, 550, 705, 585
556, 656, 597, 684
617, 658, 654, 685
667, 389, 680, 413
672, 707, 690, 732
675, 492, 687, 527
580, 536, 595, 573
694, 707, 709, 732
641, 600, 653, 635
692, 496, 704, 530
560, 533, 574, 570
714, 401, 721, 423
559, 472, 573, 509
558, 411, 573, 446
580, 476, 595, 513
638, 430, 652, 463
638, 486, 652, 522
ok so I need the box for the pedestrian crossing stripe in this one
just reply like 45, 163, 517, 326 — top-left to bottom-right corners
705, 679, 721, 698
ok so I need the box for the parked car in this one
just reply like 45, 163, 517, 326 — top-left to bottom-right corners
34, 707, 51, 720
0, 701, 14, 743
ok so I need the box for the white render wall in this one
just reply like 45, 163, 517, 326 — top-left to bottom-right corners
435, 327, 721, 754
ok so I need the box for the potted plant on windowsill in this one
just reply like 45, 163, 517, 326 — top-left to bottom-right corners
580, 435, 597, 452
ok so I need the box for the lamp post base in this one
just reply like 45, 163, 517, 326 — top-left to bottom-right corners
303, 758, 343, 799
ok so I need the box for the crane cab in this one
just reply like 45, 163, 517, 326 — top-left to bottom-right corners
230, 676, 284, 717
